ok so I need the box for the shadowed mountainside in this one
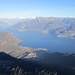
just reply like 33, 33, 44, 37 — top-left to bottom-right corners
0, 52, 75, 75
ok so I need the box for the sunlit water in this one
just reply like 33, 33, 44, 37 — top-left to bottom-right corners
0, 26, 75, 53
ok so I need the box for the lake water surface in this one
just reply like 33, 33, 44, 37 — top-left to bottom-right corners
0, 26, 75, 53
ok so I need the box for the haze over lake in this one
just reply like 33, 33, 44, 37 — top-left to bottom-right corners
0, 26, 75, 53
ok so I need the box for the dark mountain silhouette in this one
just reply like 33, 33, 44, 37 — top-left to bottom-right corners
0, 52, 16, 61
0, 52, 75, 75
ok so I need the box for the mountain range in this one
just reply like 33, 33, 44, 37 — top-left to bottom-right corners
11, 17, 75, 39
0, 17, 75, 39
0, 17, 75, 75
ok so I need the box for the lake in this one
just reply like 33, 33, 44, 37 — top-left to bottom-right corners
0, 26, 75, 53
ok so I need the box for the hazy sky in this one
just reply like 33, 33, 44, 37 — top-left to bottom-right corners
0, 0, 75, 18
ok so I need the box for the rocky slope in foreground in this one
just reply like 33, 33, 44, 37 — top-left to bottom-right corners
0, 31, 47, 59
